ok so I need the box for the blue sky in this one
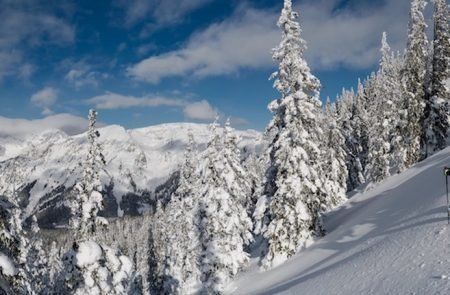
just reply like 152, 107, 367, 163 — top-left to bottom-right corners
0, 0, 433, 131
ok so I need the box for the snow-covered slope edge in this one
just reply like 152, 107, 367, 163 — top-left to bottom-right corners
0, 123, 263, 226
228, 147, 450, 295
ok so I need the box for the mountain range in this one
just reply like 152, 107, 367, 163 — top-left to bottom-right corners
0, 123, 263, 228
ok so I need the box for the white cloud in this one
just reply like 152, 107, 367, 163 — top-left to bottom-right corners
18, 63, 36, 81
117, 0, 212, 28
299, 0, 413, 70
0, 114, 88, 138
86, 92, 221, 121
183, 100, 218, 120
0, 50, 21, 80
63, 60, 108, 89
127, 8, 278, 83
87, 92, 185, 109
30, 87, 58, 115
137, 43, 156, 56
128, 0, 419, 83
65, 69, 100, 88
0, 1, 75, 80
228, 116, 249, 126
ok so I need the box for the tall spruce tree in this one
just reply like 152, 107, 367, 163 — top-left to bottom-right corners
424, 0, 450, 154
26, 216, 51, 294
322, 101, 348, 206
69, 109, 107, 238
197, 120, 252, 293
256, 0, 326, 269
0, 162, 33, 294
402, 0, 428, 166
0, 196, 31, 294
223, 119, 253, 211
243, 152, 264, 217
64, 110, 132, 294
388, 50, 409, 174
149, 201, 181, 293
345, 80, 368, 190
367, 33, 401, 183
156, 132, 202, 295
48, 241, 63, 291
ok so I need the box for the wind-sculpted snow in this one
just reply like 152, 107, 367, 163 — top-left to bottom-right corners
227, 147, 450, 294
0, 123, 263, 225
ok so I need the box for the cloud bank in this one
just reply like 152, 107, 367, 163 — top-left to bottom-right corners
0, 114, 89, 138
86, 92, 218, 121
182, 100, 218, 120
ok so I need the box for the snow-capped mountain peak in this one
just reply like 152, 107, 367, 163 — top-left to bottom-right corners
0, 122, 263, 224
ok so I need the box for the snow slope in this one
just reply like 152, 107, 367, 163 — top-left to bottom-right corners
228, 147, 450, 295
0, 134, 25, 162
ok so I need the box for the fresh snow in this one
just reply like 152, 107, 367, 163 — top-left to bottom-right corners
0, 252, 17, 276
67, 240, 133, 294
227, 147, 450, 295
75, 241, 103, 267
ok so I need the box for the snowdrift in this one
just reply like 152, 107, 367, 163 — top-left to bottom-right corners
228, 147, 450, 294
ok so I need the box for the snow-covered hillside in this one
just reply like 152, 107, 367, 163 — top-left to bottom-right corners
227, 147, 450, 295
0, 134, 26, 161
0, 123, 263, 223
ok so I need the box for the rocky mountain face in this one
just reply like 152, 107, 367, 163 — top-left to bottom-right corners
0, 123, 263, 228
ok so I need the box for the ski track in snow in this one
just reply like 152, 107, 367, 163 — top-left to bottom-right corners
228, 148, 450, 295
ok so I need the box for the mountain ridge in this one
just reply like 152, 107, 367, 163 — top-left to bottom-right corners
0, 122, 263, 226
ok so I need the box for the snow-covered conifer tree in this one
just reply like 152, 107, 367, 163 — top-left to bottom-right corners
176, 132, 197, 202
243, 152, 264, 217
424, 0, 450, 154
345, 80, 368, 190
322, 102, 348, 207
64, 110, 132, 294
388, 50, 409, 174
402, 0, 428, 166
367, 33, 402, 182
48, 241, 63, 291
364, 72, 381, 122
0, 164, 33, 294
335, 89, 354, 125
223, 119, 253, 211
197, 119, 252, 293
154, 132, 202, 294
147, 201, 172, 294
368, 35, 392, 183
335, 87, 368, 191
256, 0, 326, 269
26, 216, 50, 294
63, 240, 132, 294
69, 109, 107, 239
0, 196, 31, 294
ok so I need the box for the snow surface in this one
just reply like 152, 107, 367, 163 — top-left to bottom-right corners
227, 147, 450, 295
76, 241, 103, 267
0, 252, 17, 276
